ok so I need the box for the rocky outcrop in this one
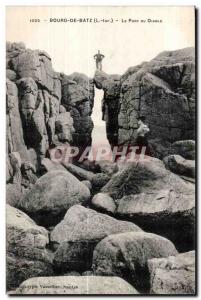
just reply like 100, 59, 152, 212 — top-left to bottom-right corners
52, 205, 141, 272
102, 157, 195, 251
6, 79, 29, 161
94, 48, 195, 153
163, 154, 195, 178
6, 43, 196, 294
102, 157, 194, 198
15, 276, 139, 294
92, 193, 116, 213
116, 190, 194, 252
61, 72, 94, 146
171, 140, 195, 160
93, 232, 177, 293
18, 170, 91, 226
6, 42, 94, 177
6, 205, 53, 290
148, 251, 195, 294
94, 71, 121, 146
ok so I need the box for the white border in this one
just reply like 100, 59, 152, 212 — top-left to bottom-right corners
0, 0, 200, 299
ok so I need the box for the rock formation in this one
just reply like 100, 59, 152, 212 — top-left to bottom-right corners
148, 251, 195, 294
6, 42, 94, 173
15, 276, 139, 294
6, 43, 196, 295
94, 47, 195, 158
6, 205, 53, 290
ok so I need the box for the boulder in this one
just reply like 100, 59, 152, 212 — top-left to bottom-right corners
171, 140, 195, 160
6, 69, 17, 81
15, 276, 138, 294
94, 160, 118, 176
91, 173, 110, 190
62, 162, 94, 181
92, 193, 116, 213
41, 158, 66, 173
93, 232, 178, 293
102, 157, 194, 199
52, 205, 142, 272
18, 170, 91, 226
6, 205, 53, 290
62, 163, 110, 190
82, 180, 92, 190
163, 154, 195, 178
6, 183, 23, 207
148, 251, 195, 295
116, 190, 195, 252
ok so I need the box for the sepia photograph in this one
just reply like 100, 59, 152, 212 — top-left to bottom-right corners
5, 5, 196, 295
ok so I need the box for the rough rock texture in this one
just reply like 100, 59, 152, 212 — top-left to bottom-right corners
6, 79, 29, 161
40, 158, 66, 173
93, 232, 177, 293
102, 157, 195, 251
102, 157, 194, 198
148, 251, 195, 295
171, 140, 195, 160
94, 48, 195, 152
61, 72, 94, 146
94, 160, 118, 176
15, 276, 138, 294
18, 170, 91, 226
6, 205, 53, 290
51, 205, 142, 272
6, 43, 94, 174
163, 154, 195, 178
116, 190, 194, 252
92, 193, 116, 213
62, 162, 110, 191
94, 71, 121, 146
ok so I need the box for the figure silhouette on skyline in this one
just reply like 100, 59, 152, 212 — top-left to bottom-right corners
94, 50, 105, 71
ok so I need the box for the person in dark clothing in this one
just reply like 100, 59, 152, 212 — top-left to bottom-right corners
94, 50, 105, 70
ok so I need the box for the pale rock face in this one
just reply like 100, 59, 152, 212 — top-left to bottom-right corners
102, 157, 194, 199
93, 231, 178, 293
18, 170, 91, 226
115, 189, 195, 252
15, 276, 139, 294
6, 205, 53, 290
51, 205, 142, 272
92, 193, 116, 213
148, 251, 195, 294
101, 157, 194, 251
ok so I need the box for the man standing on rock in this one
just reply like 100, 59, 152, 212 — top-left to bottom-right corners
94, 50, 105, 71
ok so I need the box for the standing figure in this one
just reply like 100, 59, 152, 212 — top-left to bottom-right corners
94, 50, 105, 71
136, 116, 150, 154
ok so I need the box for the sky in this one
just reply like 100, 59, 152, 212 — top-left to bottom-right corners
6, 6, 195, 142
